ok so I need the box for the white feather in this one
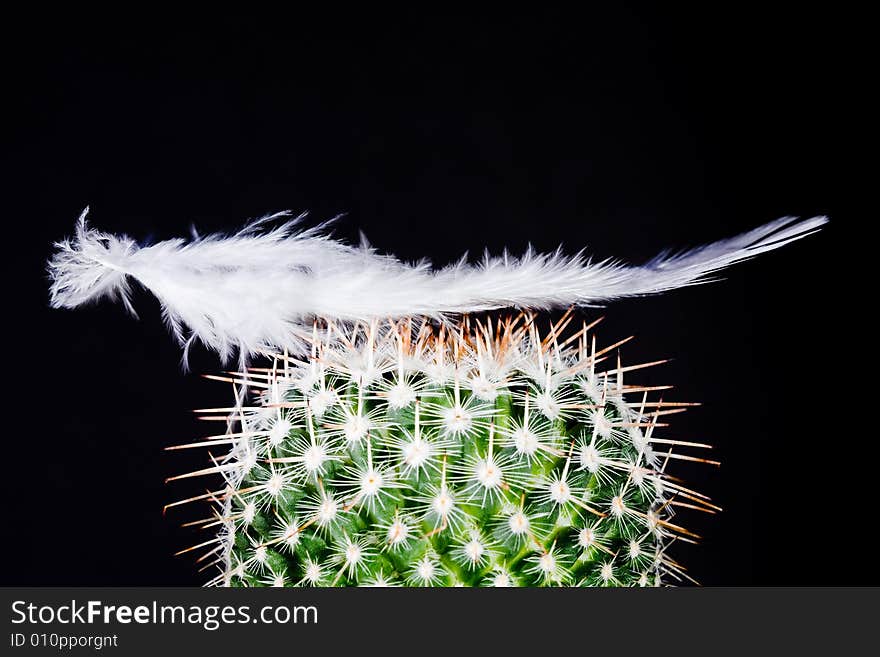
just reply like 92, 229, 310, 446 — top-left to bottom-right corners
48, 208, 826, 362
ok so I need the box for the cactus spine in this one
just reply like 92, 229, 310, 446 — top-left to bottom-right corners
168, 312, 716, 587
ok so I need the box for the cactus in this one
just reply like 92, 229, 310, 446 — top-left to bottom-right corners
169, 312, 715, 587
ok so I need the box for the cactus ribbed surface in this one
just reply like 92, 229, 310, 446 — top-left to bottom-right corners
170, 313, 715, 586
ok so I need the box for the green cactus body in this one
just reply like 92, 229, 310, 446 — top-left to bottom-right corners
172, 313, 714, 587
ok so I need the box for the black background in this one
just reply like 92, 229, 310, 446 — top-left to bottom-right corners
2, 7, 866, 585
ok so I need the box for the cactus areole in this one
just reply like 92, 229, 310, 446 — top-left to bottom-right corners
48, 210, 825, 586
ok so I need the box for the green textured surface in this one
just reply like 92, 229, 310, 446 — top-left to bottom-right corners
223, 351, 666, 587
